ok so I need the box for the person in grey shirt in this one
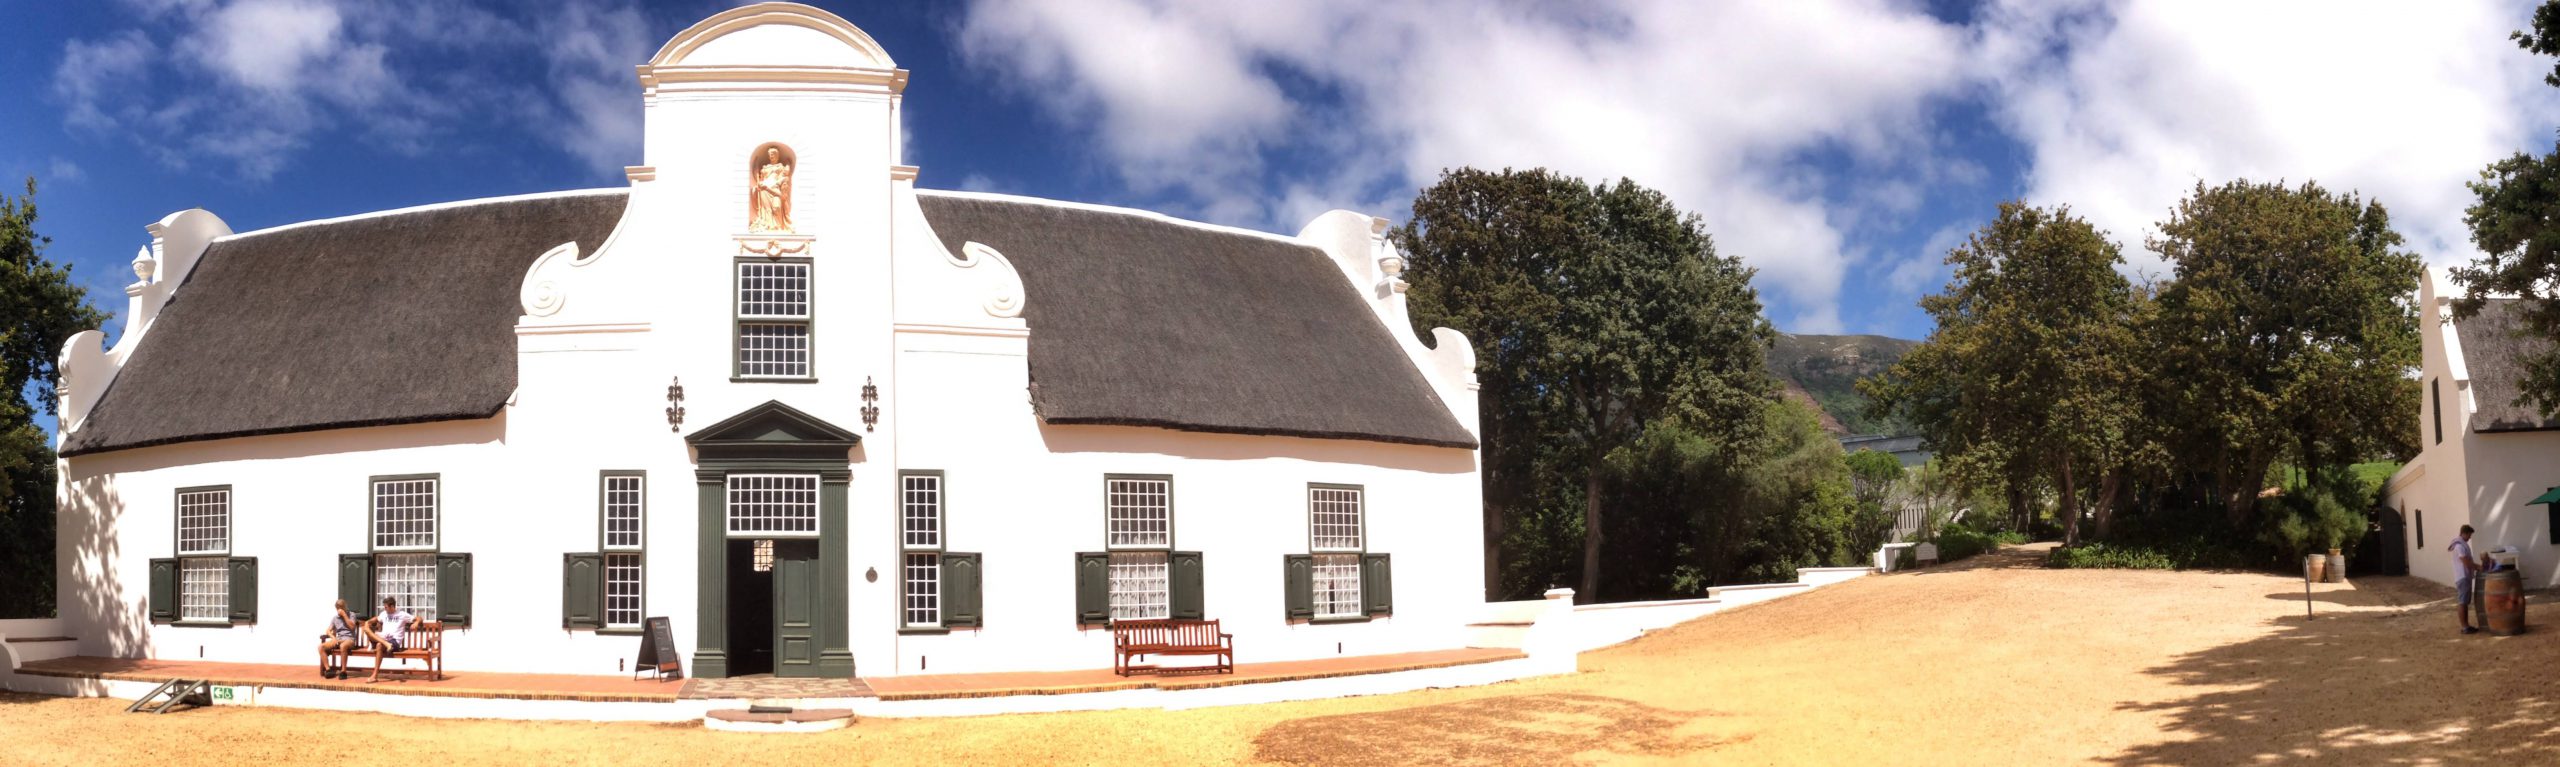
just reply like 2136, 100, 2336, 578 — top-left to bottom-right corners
317, 599, 359, 679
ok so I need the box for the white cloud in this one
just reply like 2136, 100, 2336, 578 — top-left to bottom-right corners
50, 0, 650, 181
47, 157, 86, 184
1978, 0, 2560, 274
957, 0, 1972, 334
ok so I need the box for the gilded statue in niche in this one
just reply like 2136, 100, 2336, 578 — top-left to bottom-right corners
748, 142, 796, 233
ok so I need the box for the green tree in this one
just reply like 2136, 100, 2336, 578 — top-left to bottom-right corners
1, 178, 110, 618
1844, 449, 1903, 554
1863, 202, 2141, 546
2454, 1, 2560, 417
2147, 180, 2421, 527
1400, 168, 1776, 602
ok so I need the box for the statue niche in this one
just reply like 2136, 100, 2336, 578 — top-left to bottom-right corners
748, 142, 796, 233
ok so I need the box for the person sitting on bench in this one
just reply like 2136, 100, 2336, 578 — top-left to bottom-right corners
317, 599, 360, 679
362, 596, 419, 684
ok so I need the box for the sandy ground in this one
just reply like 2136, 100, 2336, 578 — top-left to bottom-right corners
7, 544, 2556, 766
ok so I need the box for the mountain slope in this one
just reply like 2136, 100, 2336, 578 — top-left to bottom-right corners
1767, 332, 1919, 436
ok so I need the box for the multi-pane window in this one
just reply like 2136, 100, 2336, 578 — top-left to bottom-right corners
727, 474, 818, 535
602, 473, 644, 629
903, 474, 942, 549
177, 489, 230, 556
1311, 485, 1365, 619
372, 478, 438, 551
1106, 476, 1173, 621
1106, 478, 1171, 548
752, 539, 776, 573
1109, 551, 1171, 621
174, 487, 231, 621
180, 557, 227, 621
904, 553, 940, 627
605, 553, 642, 628
736, 260, 812, 378
603, 475, 644, 550
902, 471, 943, 628
375, 552, 437, 617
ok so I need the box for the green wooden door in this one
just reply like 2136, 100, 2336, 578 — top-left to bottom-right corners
772, 552, 820, 678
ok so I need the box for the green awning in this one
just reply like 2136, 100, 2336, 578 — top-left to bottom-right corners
2533, 486, 2560, 506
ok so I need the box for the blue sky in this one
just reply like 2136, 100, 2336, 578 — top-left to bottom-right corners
11, 0, 2560, 434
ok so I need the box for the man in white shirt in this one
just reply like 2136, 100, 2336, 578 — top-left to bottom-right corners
2452, 525, 2486, 635
363, 596, 418, 683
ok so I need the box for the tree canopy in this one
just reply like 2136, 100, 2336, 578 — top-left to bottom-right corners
1, 178, 109, 618
2456, 0, 2560, 418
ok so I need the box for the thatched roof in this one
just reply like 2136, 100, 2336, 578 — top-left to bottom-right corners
915, 192, 1477, 449
2456, 298, 2560, 433
61, 191, 629, 456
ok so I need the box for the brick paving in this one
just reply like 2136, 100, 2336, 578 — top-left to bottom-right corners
677, 675, 874, 700
20, 646, 1523, 706
17, 656, 684, 702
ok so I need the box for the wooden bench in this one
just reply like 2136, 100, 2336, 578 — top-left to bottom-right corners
350, 621, 447, 681
1111, 618, 1233, 676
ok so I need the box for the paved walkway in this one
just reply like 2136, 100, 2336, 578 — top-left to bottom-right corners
16, 656, 683, 702
18, 647, 1522, 705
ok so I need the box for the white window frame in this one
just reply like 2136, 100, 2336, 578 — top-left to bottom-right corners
370, 477, 439, 553
901, 470, 945, 629
727, 473, 820, 537
1108, 551, 1171, 622
603, 473, 645, 551
373, 552, 437, 618
179, 556, 228, 622
1309, 484, 1366, 619
903, 552, 941, 628
734, 258, 814, 380
605, 552, 644, 629
176, 487, 230, 557
1105, 476, 1172, 550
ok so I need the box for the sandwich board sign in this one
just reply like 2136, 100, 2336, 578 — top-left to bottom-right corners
634, 616, 682, 681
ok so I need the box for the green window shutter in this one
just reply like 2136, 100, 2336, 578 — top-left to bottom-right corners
436, 553, 473, 627
338, 554, 372, 610
148, 558, 177, 622
227, 557, 258, 623
1074, 552, 1109, 624
563, 553, 603, 629
1170, 551, 1205, 620
1282, 554, 1313, 620
943, 553, 982, 628
1362, 553, 1393, 617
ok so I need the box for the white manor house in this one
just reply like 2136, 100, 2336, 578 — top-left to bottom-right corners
46, 3, 1485, 681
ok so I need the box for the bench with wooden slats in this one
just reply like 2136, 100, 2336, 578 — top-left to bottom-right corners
1111, 618, 1233, 676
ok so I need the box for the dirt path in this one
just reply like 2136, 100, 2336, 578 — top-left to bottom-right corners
7, 546, 2555, 765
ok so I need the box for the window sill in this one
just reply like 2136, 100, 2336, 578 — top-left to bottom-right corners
595, 627, 644, 636
730, 376, 819, 384
172, 620, 241, 628
1309, 615, 1372, 625
897, 626, 952, 635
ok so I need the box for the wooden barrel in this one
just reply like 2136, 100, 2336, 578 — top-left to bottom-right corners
2483, 570, 2526, 636
2304, 554, 2326, 583
2323, 553, 2346, 583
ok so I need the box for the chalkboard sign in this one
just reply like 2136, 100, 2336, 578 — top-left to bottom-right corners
634, 616, 682, 681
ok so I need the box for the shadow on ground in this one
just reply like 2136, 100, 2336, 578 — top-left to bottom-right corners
1250, 693, 1734, 766
2106, 602, 2560, 764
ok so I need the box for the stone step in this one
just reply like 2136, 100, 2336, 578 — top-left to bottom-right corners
705, 707, 855, 733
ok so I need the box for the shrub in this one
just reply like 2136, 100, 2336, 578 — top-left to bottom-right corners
2047, 542, 2177, 570
1931, 527, 2002, 563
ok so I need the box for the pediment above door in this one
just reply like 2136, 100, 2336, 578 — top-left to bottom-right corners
685, 400, 859, 463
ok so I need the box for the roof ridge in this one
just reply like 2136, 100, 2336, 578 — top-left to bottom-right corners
915, 188, 1311, 249
217, 187, 629, 243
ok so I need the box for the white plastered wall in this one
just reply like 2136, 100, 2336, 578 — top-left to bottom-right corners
52, 1, 1489, 679
2387, 268, 2560, 589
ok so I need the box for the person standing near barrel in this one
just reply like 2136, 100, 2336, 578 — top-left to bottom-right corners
2453, 525, 2487, 635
